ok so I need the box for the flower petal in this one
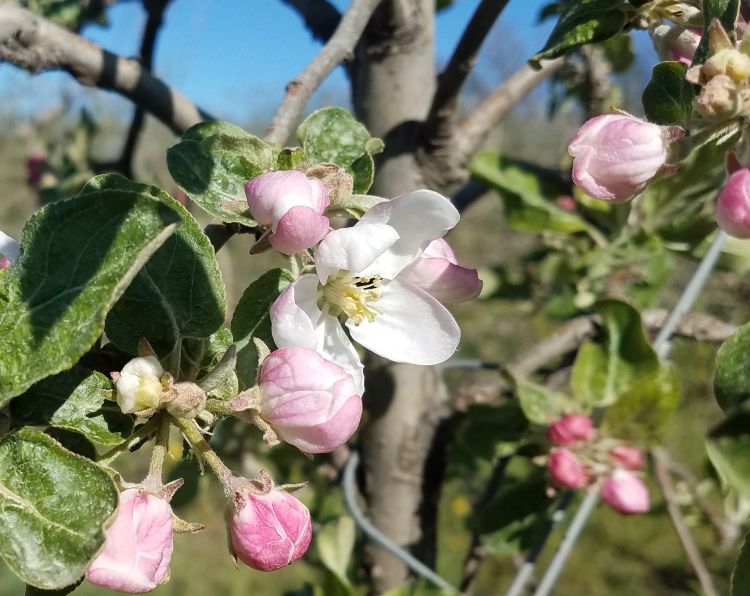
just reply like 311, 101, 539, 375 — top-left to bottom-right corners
269, 206, 330, 255
0, 231, 19, 263
271, 275, 320, 350
317, 313, 365, 394
314, 222, 399, 283
358, 190, 459, 278
347, 278, 459, 364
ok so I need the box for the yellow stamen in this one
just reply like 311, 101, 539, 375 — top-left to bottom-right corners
322, 271, 382, 325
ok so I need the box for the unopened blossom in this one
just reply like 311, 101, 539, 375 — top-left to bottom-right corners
0, 230, 19, 265
400, 238, 482, 303
258, 347, 362, 454
716, 169, 750, 238
86, 489, 174, 593
650, 24, 701, 65
547, 414, 594, 446
568, 114, 676, 202
115, 356, 164, 414
547, 449, 588, 489
228, 483, 312, 571
271, 190, 462, 392
601, 470, 650, 515
609, 445, 644, 470
245, 170, 330, 255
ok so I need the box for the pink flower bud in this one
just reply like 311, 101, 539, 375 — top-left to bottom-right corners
601, 470, 650, 515
228, 484, 312, 571
568, 114, 673, 202
259, 347, 363, 454
0, 256, 9, 270
716, 169, 750, 238
86, 489, 173, 593
245, 170, 330, 255
650, 24, 701, 66
547, 414, 594, 446
400, 238, 482, 303
547, 449, 588, 489
609, 445, 644, 470
555, 195, 577, 211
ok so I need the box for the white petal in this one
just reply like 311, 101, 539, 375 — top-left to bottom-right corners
359, 190, 459, 279
271, 275, 321, 350
314, 222, 399, 283
0, 231, 19, 263
316, 313, 365, 394
347, 278, 460, 365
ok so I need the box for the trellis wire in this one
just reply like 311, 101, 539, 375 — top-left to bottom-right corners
342, 231, 728, 595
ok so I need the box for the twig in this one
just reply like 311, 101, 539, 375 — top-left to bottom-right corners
652, 448, 720, 596
281, 0, 342, 44
454, 59, 564, 166
0, 5, 209, 135
264, 0, 382, 146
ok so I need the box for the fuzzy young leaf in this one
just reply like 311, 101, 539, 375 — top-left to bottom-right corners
10, 367, 133, 446
297, 108, 383, 193
80, 176, 226, 361
0, 188, 179, 405
0, 429, 118, 590
530, 0, 628, 64
516, 379, 580, 425
693, 0, 741, 64
714, 321, 750, 412
642, 61, 696, 125
706, 406, 750, 500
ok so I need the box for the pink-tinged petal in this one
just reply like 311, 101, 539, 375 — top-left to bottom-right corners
547, 449, 588, 489
546, 414, 594, 446
229, 487, 312, 571
271, 275, 321, 351
358, 190, 460, 278
269, 206, 330, 255
716, 169, 750, 238
0, 256, 9, 270
601, 470, 650, 514
314, 222, 399, 283
422, 238, 457, 262
86, 489, 173, 593
609, 445, 644, 470
347, 278, 460, 365
400, 256, 482, 303
245, 171, 328, 226
317, 313, 365, 395
0, 231, 19, 263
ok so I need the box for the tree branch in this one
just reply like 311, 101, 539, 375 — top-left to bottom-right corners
264, 0, 382, 146
281, 0, 342, 44
453, 59, 564, 167
0, 5, 209, 136
652, 448, 720, 596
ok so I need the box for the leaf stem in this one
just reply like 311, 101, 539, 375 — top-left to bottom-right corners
97, 416, 161, 466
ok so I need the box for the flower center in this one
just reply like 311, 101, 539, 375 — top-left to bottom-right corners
322, 271, 382, 325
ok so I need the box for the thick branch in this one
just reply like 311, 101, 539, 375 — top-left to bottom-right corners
652, 448, 719, 596
0, 5, 208, 135
454, 59, 564, 166
281, 0, 342, 44
264, 0, 382, 146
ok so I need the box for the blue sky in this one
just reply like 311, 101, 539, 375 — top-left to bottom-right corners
0, 1, 656, 124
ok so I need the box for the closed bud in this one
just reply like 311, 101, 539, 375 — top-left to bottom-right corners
609, 445, 644, 470
716, 168, 750, 238
0, 256, 8, 270
400, 238, 482, 303
258, 347, 362, 454
568, 114, 676, 202
650, 24, 701, 66
228, 481, 312, 571
244, 170, 330, 255
114, 356, 164, 414
547, 414, 594, 446
165, 382, 206, 419
601, 470, 650, 515
547, 449, 588, 489
694, 74, 742, 121
86, 489, 174, 593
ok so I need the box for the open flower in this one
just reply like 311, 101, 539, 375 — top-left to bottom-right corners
270, 190, 462, 391
245, 170, 330, 255
258, 347, 362, 454
86, 489, 174, 593
0, 230, 19, 265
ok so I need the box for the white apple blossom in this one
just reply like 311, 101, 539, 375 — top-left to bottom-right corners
115, 356, 165, 414
270, 190, 462, 392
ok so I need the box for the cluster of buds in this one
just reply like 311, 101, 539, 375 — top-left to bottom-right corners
545, 414, 650, 515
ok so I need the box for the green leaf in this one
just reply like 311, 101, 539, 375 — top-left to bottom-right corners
297, 108, 383, 193
706, 405, 750, 500
642, 61, 696, 125
732, 532, 750, 596
570, 300, 659, 407
602, 33, 634, 73
167, 121, 278, 226
694, 0, 740, 64
10, 367, 133, 446
316, 516, 355, 590
516, 379, 581, 425
231, 269, 294, 388
328, 193, 386, 219
79, 176, 226, 360
0, 187, 180, 405
0, 429, 117, 590
530, 0, 628, 64
25, 581, 81, 596
470, 152, 597, 236
714, 322, 750, 412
